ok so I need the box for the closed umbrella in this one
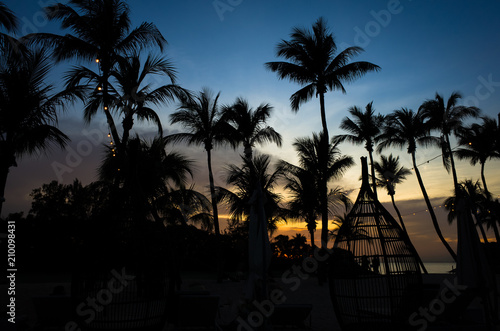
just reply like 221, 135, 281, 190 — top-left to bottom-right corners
456, 196, 497, 325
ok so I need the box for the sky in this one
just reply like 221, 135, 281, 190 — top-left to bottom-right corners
3, 0, 500, 262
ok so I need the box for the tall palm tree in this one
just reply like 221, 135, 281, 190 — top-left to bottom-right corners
217, 154, 286, 236
30, 0, 167, 152
378, 108, 457, 261
169, 89, 234, 235
334, 101, 384, 197
455, 116, 500, 199
0, 49, 84, 216
419, 92, 480, 195
222, 97, 282, 161
373, 154, 411, 233
292, 132, 354, 249
265, 17, 380, 140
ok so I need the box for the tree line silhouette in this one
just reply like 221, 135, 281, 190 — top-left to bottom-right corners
1, 1, 499, 273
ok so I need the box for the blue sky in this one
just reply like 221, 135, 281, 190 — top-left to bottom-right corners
4, 0, 500, 261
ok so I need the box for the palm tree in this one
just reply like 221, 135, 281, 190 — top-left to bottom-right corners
265, 17, 380, 140
279, 160, 351, 249
66, 52, 190, 147
455, 116, 500, 199
373, 154, 411, 233
334, 101, 384, 197
0, 2, 23, 55
378, 108, 457, 261
419, 92, 480, 195
292, 132, 354, 249
98, 136, 194, 223
444, 180, 491, 243
217, 154, 286, 236
169, 89, 234, 235
30, 0, 167, 152
222, 97, 282, 161
0, 49, 84, 216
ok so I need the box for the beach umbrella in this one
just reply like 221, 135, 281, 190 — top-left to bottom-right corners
455, 196, 498, 324
246, 182, 272, 302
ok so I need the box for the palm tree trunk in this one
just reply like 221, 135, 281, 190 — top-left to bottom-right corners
319, 92, 330, 249
391, 194, 406, 233
446, 135, 459, 196
319, 92, 328, 140
392, 193, 428, 274
368, 149, 377, 198
102, 65, 121, 150
480, 161, 491, 199
206, 148, 220, 235
309, 228, 316, 250
472, 211, 489, 243
412, 152, 457, 261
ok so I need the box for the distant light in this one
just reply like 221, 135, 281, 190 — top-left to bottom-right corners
469, 142, 472, 145
98, 86, 102, 91
104, 106, 108, 110
95, 59, 100, 63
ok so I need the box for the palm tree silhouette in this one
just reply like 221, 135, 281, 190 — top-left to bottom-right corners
279, 160, 351, 249
444, 179, 492, 243
292, 132, 354, 248
419, 92, 480, 195
169, 89, 234, 235
0, 2, 24, 55
265, 17, 380, 140
455, 116, 500, 200
334, 101, 384, 197
217, 154, 286, 236
378, 108, 457, 261
31, 0, 167, 152
0, 49, 84, 216
98, 136, 193, 222
222, 97, 282, 161
373, 154, 411, 233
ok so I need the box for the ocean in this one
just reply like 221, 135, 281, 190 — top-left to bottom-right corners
424, 262, 456, 274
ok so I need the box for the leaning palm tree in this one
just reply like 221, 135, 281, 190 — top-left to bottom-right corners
373, 154, 411, 233
169, 89, 234, 235
292, 132, 355, 249
222, 97, 282, 161
455, 116, 500, 199
217, 154, 286, 236
29, 0, 167, 152
378, 108, 457, 261
265, 17, 380, 140
334, 101, 384, 197
0, 49, 84, 215
419, 92, 480, 195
